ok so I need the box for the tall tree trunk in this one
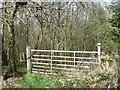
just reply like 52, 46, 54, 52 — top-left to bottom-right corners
7, 3, 17, 76
9, 21, 16, 74
0, 22, 2, 75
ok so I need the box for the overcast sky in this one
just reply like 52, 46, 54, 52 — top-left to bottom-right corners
103, 0, 112, 2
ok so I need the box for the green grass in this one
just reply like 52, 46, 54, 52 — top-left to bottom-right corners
12, 69, 117, 88
14, 73, 61, 88
12, 62, 117, 88
17, 62, 27, 73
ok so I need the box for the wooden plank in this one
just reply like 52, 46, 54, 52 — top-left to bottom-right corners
97, 43, 101, 64
31, 49, 98, 54
26, 46, 32, 73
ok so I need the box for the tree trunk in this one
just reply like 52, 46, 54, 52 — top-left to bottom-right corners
8, 20, 16, 76
0, 23, 2, 75
7, 3, 17, 76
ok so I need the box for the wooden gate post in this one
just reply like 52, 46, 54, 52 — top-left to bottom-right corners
97, 43, 101, 71
26, 46, 32, 73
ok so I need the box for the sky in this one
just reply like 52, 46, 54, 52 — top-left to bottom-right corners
102, 0, 112, 2
101, 0, 112, 6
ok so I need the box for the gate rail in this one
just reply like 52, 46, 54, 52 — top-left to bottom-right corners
26, 43, 101, 76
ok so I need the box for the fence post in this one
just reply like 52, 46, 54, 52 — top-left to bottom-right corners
26, 46, 32, 73
97, 43, 101, 71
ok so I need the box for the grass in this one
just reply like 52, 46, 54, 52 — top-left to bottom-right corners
17, 62, 27, 73
8, 59, 118, 88
14, 73, 61, 88
12, 68, 117, 88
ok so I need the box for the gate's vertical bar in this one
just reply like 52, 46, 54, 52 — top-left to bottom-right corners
65, 51, 66, 70
51, 50, 53, 74
26, 46, 31, 73
74, 52, 76, 76
97, 43, 101, 71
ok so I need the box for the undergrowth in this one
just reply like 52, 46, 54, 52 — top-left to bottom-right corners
17, 62, 27, 73
10, 59, 118, 88
14, 73, 61, 88
12, 68, 118, 88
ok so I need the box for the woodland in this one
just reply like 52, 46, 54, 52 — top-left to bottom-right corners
0, 0, 120, 88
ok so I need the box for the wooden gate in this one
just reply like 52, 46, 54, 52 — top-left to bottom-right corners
26, 43, 101, 77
